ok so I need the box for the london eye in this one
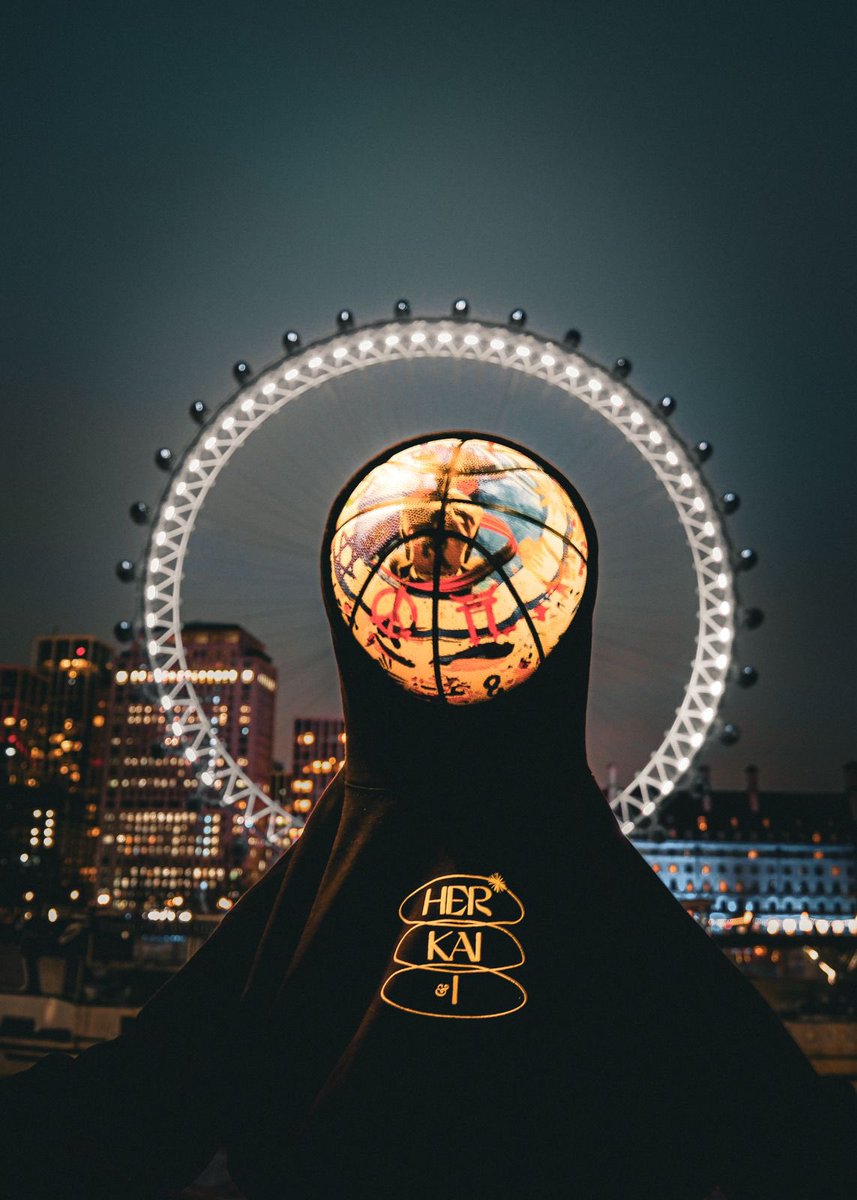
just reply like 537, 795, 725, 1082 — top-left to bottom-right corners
115, 301, 760, 842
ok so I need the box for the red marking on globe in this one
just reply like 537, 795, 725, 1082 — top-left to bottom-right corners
454, 585, 501, 646
370, 586, 418, 640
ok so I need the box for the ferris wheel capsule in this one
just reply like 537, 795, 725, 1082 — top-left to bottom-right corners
721, 491, 741, 514
737, 666, 759, 688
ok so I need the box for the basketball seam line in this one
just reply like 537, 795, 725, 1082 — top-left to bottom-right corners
333, 495, 587, 564
341, 526, 558, 674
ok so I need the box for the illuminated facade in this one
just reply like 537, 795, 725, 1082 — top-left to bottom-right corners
97, 624, 277, 913
0, 778, 69, 912
633, 767, 857, 937
34, 636, 112, 796
0, 640, 112, 908
0, 666, 46, 786
291, 717, 345, 814
22, 637, 112, 899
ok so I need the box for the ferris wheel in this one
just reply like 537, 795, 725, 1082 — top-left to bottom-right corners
114, 300, 761, 841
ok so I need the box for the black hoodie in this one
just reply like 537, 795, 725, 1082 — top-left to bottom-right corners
2, 432, 854, 1200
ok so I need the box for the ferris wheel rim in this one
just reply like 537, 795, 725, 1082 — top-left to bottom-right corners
140, 314, 740, 840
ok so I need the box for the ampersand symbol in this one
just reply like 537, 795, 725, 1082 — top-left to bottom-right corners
434, 983, 449, 997
484, 674, 502, 697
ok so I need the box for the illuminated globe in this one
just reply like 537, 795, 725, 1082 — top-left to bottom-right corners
329, 435, 588, 704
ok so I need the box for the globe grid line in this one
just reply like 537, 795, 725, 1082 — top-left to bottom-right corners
140, 315, 740, 841
336, 494, 587, 560
340, 526, 538, 648
430, 438, 467, 701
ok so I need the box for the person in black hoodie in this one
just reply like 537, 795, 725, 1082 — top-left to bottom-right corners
2, 432, 854, 1200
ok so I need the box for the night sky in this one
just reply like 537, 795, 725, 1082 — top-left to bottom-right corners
2, 1, 855, 792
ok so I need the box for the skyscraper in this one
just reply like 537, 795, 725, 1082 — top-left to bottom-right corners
0, 639, 112, 910
0, 664, 55, 911
291, 716, 346, 815
0, 665, 47, 786
30, 636, 112, 899
33, 635, 112, 798
97, 624, 277, 913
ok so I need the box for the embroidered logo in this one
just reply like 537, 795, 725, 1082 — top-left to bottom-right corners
380, 873, 527, 1019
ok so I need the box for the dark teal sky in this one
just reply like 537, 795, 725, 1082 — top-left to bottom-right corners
2, 1, 855, 790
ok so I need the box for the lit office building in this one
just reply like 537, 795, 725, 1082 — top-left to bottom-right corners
0, 666, 52, 909
27, 636, 113, 899
97, 624, 277, 914
291, 717, 346, 815
0, 666, 47, 786
33, 636, 112, 795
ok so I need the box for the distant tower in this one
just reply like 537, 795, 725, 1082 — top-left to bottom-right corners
291, 716, 346, 815
691, 763, 713, 813
97, 624, 277, 913
271, 760, 293, 811
0, 665, 51, 910
844, 762, 857, 825
31, 635, 113, 898
606, 763, 619, 805
745, 764, 761, 814
33, 635, 112, 795
0, 665, 47, 786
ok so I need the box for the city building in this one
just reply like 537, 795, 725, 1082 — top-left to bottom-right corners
97, 624, 278, 914
291, 716, 346, 815
33, 635, 112, 798
0, 779, 71, 912
32, 635, 113, 899
0, 640, 113, 909
632, 765, 857, 937
271, 760, 293, 812
0, 666, 47, 787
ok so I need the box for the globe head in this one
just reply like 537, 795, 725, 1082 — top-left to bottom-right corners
329, 436, 589, 704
